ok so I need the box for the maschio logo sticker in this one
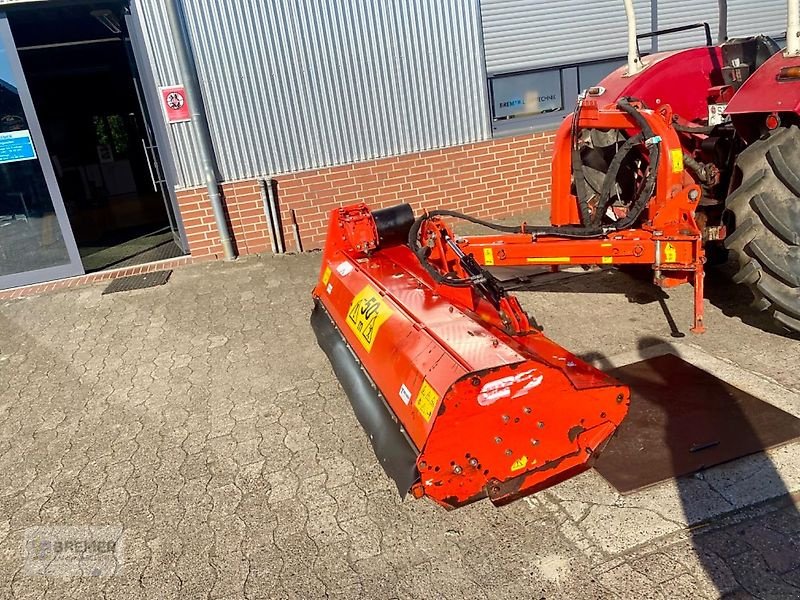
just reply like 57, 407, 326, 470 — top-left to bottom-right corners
346, 285, 392, 352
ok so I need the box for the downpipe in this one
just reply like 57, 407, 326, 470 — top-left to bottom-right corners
259, 178, 285, 254
165, 0, 236, 261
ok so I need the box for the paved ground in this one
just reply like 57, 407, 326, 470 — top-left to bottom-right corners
0, 244, 798, 599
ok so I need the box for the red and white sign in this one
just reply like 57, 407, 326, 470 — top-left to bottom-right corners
159, 85, 191, 123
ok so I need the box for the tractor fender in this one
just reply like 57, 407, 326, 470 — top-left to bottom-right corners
726, 51, 800, 116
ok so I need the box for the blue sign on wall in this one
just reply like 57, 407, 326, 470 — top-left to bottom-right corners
0, 129, 37, 164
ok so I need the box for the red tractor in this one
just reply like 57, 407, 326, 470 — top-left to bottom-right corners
582, 0, 800, 333
309, 1, 800, 508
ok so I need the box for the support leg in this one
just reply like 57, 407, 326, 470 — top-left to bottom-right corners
691, 264, 706, 334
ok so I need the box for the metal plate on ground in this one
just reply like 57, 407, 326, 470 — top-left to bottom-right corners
594, 353, 800, 494
102, 270, 172, 295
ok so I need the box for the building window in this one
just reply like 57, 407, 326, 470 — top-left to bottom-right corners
488, 57, 630, 138
489, 66, 577, 137
490, 69, 563, 120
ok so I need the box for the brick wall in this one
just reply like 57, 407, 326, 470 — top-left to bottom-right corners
176, 181, 273, 258
175, 130, 555, 257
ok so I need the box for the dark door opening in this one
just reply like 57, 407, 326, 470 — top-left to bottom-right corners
7, 2, 185, 272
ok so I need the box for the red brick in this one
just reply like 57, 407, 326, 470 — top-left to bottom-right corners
170, 131, 555, 255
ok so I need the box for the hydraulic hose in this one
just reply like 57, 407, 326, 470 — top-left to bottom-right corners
683, 152, 710, 183
592, 132, 643, 226
612, 98, 661, 231
570, 97, 594, 226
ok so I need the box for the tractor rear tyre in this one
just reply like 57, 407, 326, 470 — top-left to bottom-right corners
724, 125, 800, 335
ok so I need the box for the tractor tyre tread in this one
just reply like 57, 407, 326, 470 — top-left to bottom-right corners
723, 217, 757, 252
731, 259, 759, 285
752, 193, 800, 245
775, 310, 800, 333
724, 125, 800, 335
767, 145, 800, 197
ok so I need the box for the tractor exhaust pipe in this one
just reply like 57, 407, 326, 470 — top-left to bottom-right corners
718, 0, 728, 42
788, 0, 800, 56
623, 0, 644, 76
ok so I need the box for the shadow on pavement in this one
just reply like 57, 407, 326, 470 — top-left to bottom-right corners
704, 263, 800, 341
506, 262, 800, 341
591, 338, 800, 597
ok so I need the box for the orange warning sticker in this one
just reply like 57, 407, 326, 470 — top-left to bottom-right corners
415, 380, 440, 422
346, 285, 393, 352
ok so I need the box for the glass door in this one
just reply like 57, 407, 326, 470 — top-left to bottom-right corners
0, 13, 83, 288
124, 4, 188, 253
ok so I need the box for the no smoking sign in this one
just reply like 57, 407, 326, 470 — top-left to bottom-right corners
159, 85, 191, 123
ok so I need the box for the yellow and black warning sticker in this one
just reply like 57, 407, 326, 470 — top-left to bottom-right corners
346, 285, 393, 352
322, 266, 332, 285
664, 242, 677, 263
511, 455, 528, 472
670, 149, 684, 173
483, 247, 495, 266
601, 256, 613, 264
415, 380, 440, 423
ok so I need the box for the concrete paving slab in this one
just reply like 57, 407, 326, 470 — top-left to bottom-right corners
0, 251, 797, 598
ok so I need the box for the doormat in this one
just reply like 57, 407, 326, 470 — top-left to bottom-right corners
593, 353, 800, 494
102, 270, 172, 295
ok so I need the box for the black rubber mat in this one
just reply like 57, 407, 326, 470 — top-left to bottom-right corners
594, 353, 800, 494
102, 270, 172, 295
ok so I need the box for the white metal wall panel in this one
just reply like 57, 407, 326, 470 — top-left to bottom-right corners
657, 0, 786, 50
480, 0, 652, 74
726, 0, 787, 38
135, 0, 202, 190
655, 0, 720, 49
134, 0, 490, 188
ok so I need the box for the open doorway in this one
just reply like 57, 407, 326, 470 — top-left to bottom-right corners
6, 1, 185, 272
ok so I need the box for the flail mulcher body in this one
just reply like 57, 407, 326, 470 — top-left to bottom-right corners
310, 97, 708, 508
311, 203, 630, 509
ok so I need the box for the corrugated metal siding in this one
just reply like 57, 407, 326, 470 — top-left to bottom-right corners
481, 0, 788, 74
480, 0, 653, 74
656, 0, 721, 49
135, 0, 490, 188
727, 0, 787, 38
134, 0, 202, 190
657, 0, 787, 50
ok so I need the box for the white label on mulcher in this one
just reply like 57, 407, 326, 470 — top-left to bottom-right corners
399, 384, 412, 405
